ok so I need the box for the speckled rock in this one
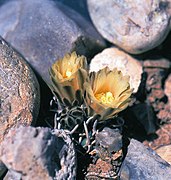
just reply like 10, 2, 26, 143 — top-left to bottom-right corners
89, 47, 143, 93
119, 139, 171, 180
0, 126, 76, 180
87, 0, 171, 54
0, 0, 105, 84
0, 37, 40, 143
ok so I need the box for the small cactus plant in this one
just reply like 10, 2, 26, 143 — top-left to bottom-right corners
49, 52, 133, 153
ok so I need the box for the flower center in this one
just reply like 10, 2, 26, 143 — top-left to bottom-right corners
95, 91, 115, 104
65, 70, 72, 78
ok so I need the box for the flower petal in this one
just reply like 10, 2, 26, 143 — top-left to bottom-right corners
49, 52, 88, 106
85, 67, 133, 120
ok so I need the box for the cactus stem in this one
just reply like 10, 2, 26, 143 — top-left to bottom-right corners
70, 124, 79, 134
83, 121, 90, 147
92, 119, 98, 136
86, 116, 94, 125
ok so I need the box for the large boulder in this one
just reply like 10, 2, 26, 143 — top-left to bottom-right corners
0, 126, 76, 180
0, 36, 40, 143
119, 139, 171, 180
56, 0, 90, 21
0, 0, 106, 84
87, 0, 171, 54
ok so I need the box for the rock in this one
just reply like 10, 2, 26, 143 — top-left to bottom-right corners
86, 157, 119, 179
56, 0, 90, 21
145, 68, 166, 90
164, 74, 171, 109
156, 144, 171, 164
87, 0, 171, 54
119, 139, 171, 180
0, 0, 106, 84
143, 58, 171, 113
143, 123, 171, 150
4, 170, 22, 180
96, 127, 122, 153
86, 127, 123, 179
0, 36, 40, 143
0, 126, 76, 180
143, 58, 171, 69
124, 103, 156, 135
89, 47, 143, 93
157, 104, 171, 122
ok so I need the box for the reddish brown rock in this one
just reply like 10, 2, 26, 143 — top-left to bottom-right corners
144, 124, 171, 150
0, 37, 40, 143
86, 158, 116, 179
143, 58, 171, 114
157, 104, 171, 122
165, 74, 171, 109
143, 58, 171, 69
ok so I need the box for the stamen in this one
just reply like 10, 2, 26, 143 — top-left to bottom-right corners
95, 91, 115, 104
66, 70, 72, 77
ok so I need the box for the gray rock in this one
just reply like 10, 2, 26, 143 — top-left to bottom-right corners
0, 126, 76, 180
0, 36, 40, 143
87, 0, 171, 54
119, 139, 171, 180
56, 0, 91, 21
0, 0, 106, 84
96, 127, 122, 153
4, 170, 22, 180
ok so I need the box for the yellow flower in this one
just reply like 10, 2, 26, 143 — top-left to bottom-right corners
84, 67, 133, 120
49, 52, 88, 106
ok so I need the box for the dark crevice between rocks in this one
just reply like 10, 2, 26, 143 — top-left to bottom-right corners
0, 164, 8, 179
134, 71, 148, 102
75, 143, 91, 180
55, 0, 91, 22
72, 36, 105, 63
32, 72, 54, 128
122, 107, 158, 143
161, 67, 171, 89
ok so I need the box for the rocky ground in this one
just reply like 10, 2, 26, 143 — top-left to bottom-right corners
0, 0, 171, 179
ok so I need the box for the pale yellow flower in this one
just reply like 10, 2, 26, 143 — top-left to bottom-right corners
49, 52, 88, 106
84, 67, 133, 120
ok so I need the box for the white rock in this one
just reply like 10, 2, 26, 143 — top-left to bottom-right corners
90, 47, 143, 93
